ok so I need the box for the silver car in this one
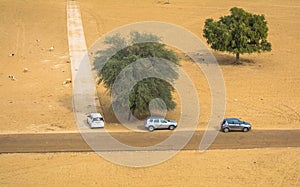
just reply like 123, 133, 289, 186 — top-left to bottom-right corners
144, 116, 177, 131
220, 118, 251, 133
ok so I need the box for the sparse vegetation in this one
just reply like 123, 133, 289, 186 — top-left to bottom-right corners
94, 32, 179, 120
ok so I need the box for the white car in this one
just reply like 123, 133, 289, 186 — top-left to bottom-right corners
87, 113, 105, 128
144, 116, 177, 131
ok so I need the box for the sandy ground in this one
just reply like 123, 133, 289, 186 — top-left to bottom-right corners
0, 0, 299, 133
0, 148, 299, 186
0, 0, 300, 186
79, 0, 300, 130
0, 0, 75, 133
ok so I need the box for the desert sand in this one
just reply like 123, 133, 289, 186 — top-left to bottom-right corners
1, 0, 300, 133
0, 0, 74, 133
1, 149, 299, 186
0, 0, 300, 186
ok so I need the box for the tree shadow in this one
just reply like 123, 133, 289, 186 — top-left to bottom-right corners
212, 52, 255, 66
98, 98, 121, 123
183, 50, 255, 66
57, 92, 125, 125
57, 94, 73, 112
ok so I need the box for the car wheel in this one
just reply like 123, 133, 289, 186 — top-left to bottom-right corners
243, 127, 249, 132
223, 128, 229, 133
169, 125, 175, 130
148, 126, 155, 132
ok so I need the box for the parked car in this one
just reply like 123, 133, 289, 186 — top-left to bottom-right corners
87, 113, 104, 128
220, 118, 251, 133
144, 116, 177, 131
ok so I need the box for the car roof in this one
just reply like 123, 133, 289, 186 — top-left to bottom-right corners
89, 113, 103, 118
224, 118, 240, 121
147, 116, 165, 120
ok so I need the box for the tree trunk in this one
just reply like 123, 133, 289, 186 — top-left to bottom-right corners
128, 111, 132, 121
235, 53, 241, 64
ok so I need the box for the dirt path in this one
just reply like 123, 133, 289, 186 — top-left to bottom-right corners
1, 130, 299, 153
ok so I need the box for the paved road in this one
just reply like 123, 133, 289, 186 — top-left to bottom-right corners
0, 130, 299, 153
67, 0, 100, 130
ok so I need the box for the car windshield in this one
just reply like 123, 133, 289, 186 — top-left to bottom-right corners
93, 117, 103, 121
237, 119, 244, 123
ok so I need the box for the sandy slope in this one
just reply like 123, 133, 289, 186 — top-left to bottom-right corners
1, 148, 299, 186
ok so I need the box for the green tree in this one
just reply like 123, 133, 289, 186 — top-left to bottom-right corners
203, 7, 272, 64
94, 32, 179, 120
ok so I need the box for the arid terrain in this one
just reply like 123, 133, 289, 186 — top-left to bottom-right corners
0, 0, 299, 186
1, 149, 300, 186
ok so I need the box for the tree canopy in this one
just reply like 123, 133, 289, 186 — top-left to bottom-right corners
93, 32, 179, 120
203, 7, 272, 64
